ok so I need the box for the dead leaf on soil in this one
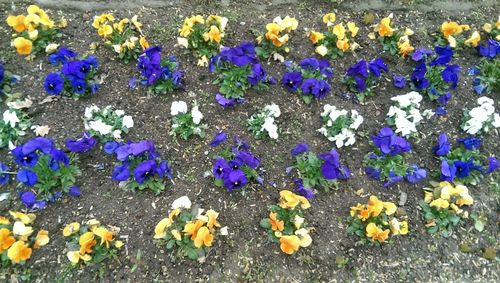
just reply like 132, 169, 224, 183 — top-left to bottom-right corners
32, 125, 50, 137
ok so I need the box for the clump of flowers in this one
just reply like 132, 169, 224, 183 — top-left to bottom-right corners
92, 13, 149, 63
374, 14, 414, 57
130, 46, 184, 95
461, 97, 499, 135
409, 46, 459, 114
0, 108, 31, 149
6, 5, 66, 57
255, 16, 298, 60
343, 58, 388, 102
44, 47, 100, 98
0, 211, 50, 265
433, 134, 498, 185
111, 140, 172, 193
0, 64, 18, 100
177, 15, 228, 66
288, 143, 350, 198
154, 196, 227, 261
438, 20, 480, 49
482, 17, 500, 41
470, 39, 499, 95
209, 42, 275, 107
281, 58, 333, 104
170, 101, 206, 140
10, 137, 81, 209
63, 219, 123, 265
363, 127, 427, 188
247, 104, 281, 140
210, 134, 263, 193
260, 190, 312, 255
309, 13, 360, 59
420, 181, 473, 236
386, 91, 434, 137
347, 195, 408, 245
83, 105, 134, 143
317, 104, 363, 148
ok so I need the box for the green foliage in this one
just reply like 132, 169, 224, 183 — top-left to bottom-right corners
260, 204, 306, 242
419, 200, 461, 237
105, 26, 144, 63
378, 34, 400, 55
343, 73, 382, 103
477, 58, 499, 94
0, 109, 31, 148
30, 154, 81, 200
363, 149, 411, 183
170, 111, 207, 140
441, 146, 488, 185
147, 59, 183, 95
0, 68, 17, 100
292, 152, 337, 191
20, 27, 63, 55
186, 24, 221, 59
411, 64, 449, 101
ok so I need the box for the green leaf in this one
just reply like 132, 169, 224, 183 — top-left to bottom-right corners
260, 218, 271, 229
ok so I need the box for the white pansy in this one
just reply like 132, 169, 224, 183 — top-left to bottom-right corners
122, 115, 134, 128
3, 110, 20, 128
89, 119, 113, 135
461, 97, 499, 135
113, 130, 122, 139
387, 92, 426, 137
191, 106, 204, 125
171, 101, 188, 116
263, 117, 278, 139
390, 91, 422, 108
264, 103, 281, 118
350, 110, 364, 129
115, 110, 125, 116
84, 105, 99, 119
422, 109, 435, 119
172, 196, 192, 209
318, 104, 362, 147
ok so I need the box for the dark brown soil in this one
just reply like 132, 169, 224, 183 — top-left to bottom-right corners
0, 0, 499, 282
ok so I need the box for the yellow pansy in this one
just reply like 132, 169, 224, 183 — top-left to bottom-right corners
28, 30, 39, 40
464, 31, 481, 47
322, 13, 336, 26
98, 24, 113, 37
112, 44, 123, 54
274, 231, 282, 238
367, 196, 384, 217
94, 227, 114, 248
424, 191, 434, 203
454, 184, 469, 197
0, 228, 16, 253
389, 219, 408, 235
6, 15, 27, 33
295, 228, 312, 247
336, 38, 349, 52
154, 218, 173, 239
139, 36, 149, 50
114, 240, 124, 248
279, 190, 310, 209
123, 37, 138, 50
315, 45, 328, 56
279, 235, 300, 254
430, 198, 449, 209
266, 23, 282, 38
309, 31, 325, 44
280, 16, 298, 31
115, 18, 129, 33
350, 203, 364, 217
377, 17, 394, 37
347, 22, 359, 37
78, 232, 96, 254
193, 226, 213, 248
271, 34, 289, 47
357, 209, 370, 221
187, 15, 205, 26
482, 23, 492, 33
13, 221, 33, 238
382, 201, 397, 216
67, 251, 92, 264
269, 212, 284, 232
171, 229, 182, 241
58, 17, 68, 28
9, 211, 36, 225
131, 15, 142, 32
23, 13, 41, 31
63, 222, 80, 237
203, 26, 222, 43
456, 195, 473, 207
207, 15, 222, 24
332, 23, 346, 40
7, 241, 32, 263
183, 220, 205, 240
179, 24, 193, 37
33, 230, 49, 249
45, 43, 59, 53
397, 36, 414, 57
294, 215, 305, 230
206, 209, 221, 229
441, 21, 466, 38
404, 28, 414, 36
0, 216, 10, 225
366, 222, 390, 243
